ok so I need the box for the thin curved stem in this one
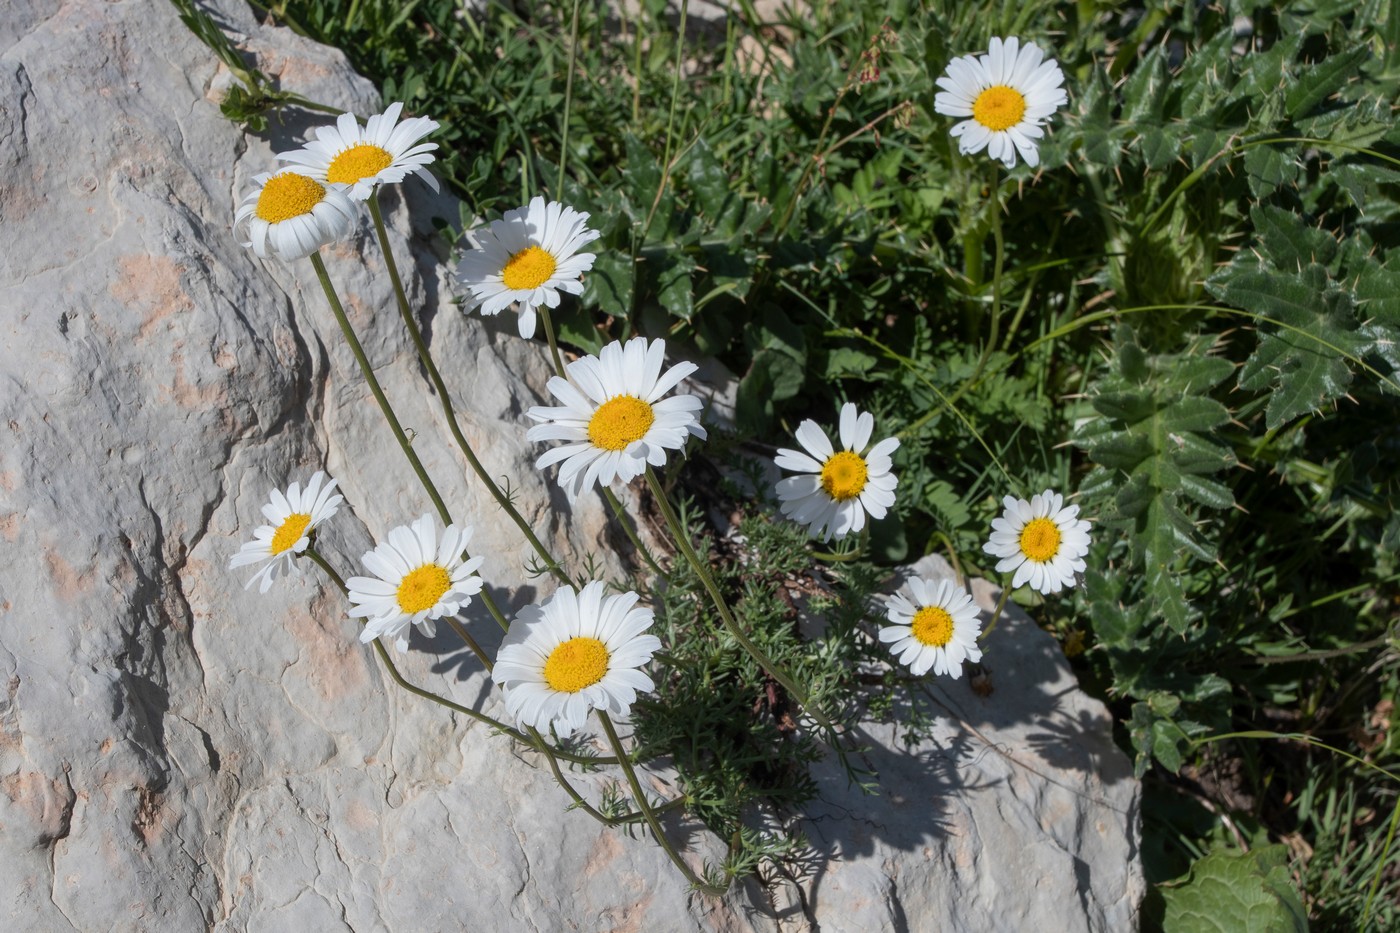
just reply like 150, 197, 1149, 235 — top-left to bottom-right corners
643, 467, 836, 732
537, 303, 568, 380
365, 197, 573, 591
599, 712, 726, 895
309, 251, 451, 526
605, 487, 668, 577
980, 585, 1013, 641
641, 0, 691, 238
556, 0, 582, 196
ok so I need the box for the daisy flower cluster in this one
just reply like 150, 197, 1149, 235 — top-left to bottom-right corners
234, 102, 440, 262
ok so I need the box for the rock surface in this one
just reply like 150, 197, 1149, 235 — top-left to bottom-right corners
0, 2, 1141, 930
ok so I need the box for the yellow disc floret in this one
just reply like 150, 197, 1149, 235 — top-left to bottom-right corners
543, 636, 611, 693
910, 605, 955, 648
820, 451, 869, 501
501, 245, 558, 291
1019, 517, 1062, 562
326, 143, 394, 185
972, 85, 1027, 132
270, 513, 312, 555
588, 395, 655, 451
397, 564, 452, 614
255, 172, 327, 223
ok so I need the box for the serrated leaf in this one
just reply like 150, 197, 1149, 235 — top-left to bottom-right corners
1160, 846, 1308, 933
1243, 144, 1299, 199
1213, 264, 1366, 428
1251, 205, 1337, 271
1137, 126, 1182, 169
1122, 46, 1172, 123
1285, 46, 1368, 119
1077, 68, 1119, 167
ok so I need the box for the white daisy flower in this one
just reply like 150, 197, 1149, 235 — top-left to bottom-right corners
234, 170, 358, 262
773, 402, 899, 542
526, 336, 707, 499
346, 514, 485, 652
276, 102, 440, 201
982, 489, 1092, 594
880, 577, 983, 678
492, 581, 661, 737
455, 196, 600, 339
229, 471, 343, 594
933, 36, 1068, 169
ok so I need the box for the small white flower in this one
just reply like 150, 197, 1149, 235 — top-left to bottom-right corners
492, 581, 661, 737
234, 170, 358, 261
773, 403, 899, 542
880, 577, 983, 678
933, 36, 1067, 169
982, 489, 1091, 594
229, 471, 343, 594
346, 515, 485, 652
276, 102, 440, 201
526, 336, 707, 499
455, 196, 600, 339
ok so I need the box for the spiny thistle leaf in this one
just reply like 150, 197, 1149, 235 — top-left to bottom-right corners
1074, 325, 1235, 632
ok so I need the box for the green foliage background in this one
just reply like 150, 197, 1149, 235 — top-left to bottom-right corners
210, 0, 1400, 926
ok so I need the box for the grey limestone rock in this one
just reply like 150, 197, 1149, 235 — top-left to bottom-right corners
0, 1, 1141, 930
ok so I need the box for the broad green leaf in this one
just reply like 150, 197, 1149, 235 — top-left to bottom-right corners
583, 251, 635, 320
654, 252, 697, 321
1160, 846, 1309, 933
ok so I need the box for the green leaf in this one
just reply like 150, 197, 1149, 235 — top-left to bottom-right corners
1075, 326, 1235, 631
1251, 205, 1337, 271
1211, 263, 1366, 428
1243, 144, 1299, 200
1285, 46, 1368, 120
654, 252, 698, 321
1077, 68, 1119, 167
584, 251, 635, 320
1159, 846, 1309, 933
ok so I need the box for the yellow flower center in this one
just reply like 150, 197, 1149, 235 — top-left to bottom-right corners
396, 564, 452, 614
911, 605, 955, 648
1019, 517, 1062, 562
820, 451, 868, 501
543, 636, 611, 693
972, 85, 1027, 131
326, 143, 394, 185
501, 245, 558, 291
587, 395, 655, 451
270, 513, 312, 555
255, 172, 327, 223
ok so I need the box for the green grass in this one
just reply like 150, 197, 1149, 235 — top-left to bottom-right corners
197, 0, 1400, 924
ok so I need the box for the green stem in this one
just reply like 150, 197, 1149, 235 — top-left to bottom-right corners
537, 304, 568, 380
643, 467, 836, 732
604, 487, 668, 577
308, 253, 510, 632
980, 585, 1013, 641
599, 713, 726, 895
641, 0, 690, 238
953, 170, 1004, 406
309, 251, 451, 526
556, 0, 582, 195
365, 196, 573, 591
